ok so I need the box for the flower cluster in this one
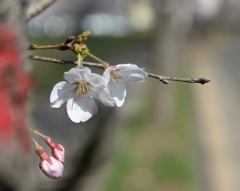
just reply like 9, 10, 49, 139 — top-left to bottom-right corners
32, 131, 65, 179
47, 32, 148, 123
50, 64, 147, 122
50, 39, 148, 123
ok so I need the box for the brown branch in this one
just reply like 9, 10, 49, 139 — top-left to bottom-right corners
26, 0, 58, 22
28, 55, 210, 85
28, 55, 104, 68
28, 44, 71, 51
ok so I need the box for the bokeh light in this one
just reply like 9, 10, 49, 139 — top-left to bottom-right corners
44, 16, 66, 38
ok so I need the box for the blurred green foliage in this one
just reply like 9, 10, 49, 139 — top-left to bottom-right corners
102, 71, 199, 191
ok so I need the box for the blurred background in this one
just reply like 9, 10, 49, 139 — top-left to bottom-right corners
9, 0, 240, 190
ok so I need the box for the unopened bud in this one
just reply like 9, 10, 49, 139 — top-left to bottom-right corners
73, 44, 89, 56
33, 138, 64, 179
33, 131, 65, 162
73, 44, 89, 66
44, 137, 65, 162
77, 31, 91, 42
40, 156, 64, 179
52, 144, 65, 163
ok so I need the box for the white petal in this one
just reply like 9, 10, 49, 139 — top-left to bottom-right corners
84, 73, 116, 106
50, 82, 76, 108
115, 63, 134, 69
109, 79, 126, 107
66, 96, 98, 123
50, 81, 66, 102
89, 86, 115, 107
116, 64, 148, 83
121, 70, 148, 83
84, 73, 107, 88
64, 66, 91, 83
102, 67, 112, 83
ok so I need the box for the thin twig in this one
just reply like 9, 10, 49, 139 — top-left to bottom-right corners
26, 0, 58, 22
28, 55, 210, 85
147, 73, 210, 85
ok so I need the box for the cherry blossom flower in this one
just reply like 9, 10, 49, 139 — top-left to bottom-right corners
103, 64, 148, 107
50, 66, 115, 123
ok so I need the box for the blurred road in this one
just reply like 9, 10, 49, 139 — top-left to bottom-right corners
192, 32, 240, 191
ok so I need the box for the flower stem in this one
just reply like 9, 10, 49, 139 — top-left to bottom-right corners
78, 59, 83, 66
32, 138, 40, 149
29, 127, 39, 133
85, 52, 110, 69
76, 53, 83, 66
33, 131, 47, 139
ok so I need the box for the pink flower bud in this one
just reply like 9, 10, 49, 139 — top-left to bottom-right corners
52, 144, 65, 163
32, 138, 64, 179
34, 131, 65, 162
40, 156, 64, 179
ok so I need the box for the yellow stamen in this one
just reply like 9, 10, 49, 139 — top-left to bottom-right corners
76, 81, 90, 98
110, 70, 122, 79
110, 69, 123, 86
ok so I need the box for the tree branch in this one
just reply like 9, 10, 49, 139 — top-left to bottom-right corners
28, 36, 78, 51
28, 55, 210, 85
26, 0, 58, 22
